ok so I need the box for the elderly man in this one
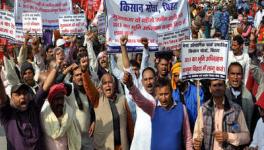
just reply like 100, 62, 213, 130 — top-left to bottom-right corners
40, 83, 81, 150
0, 61, 58, 150
193, 79, 250, 150
82, 57, 133, 150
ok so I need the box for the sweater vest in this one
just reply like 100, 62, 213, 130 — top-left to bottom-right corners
93, 94, 129, 150
151, 102, 183, 150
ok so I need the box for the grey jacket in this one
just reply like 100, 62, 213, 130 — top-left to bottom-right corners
225, 84, 254, 130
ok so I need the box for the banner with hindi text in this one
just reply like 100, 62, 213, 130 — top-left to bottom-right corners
106, 0, 190, 53
22, 12, 43, 35
0, 10, 16, 42
14, 0, 72, 29
58, 14, 87, 36
181, 39, 229, 80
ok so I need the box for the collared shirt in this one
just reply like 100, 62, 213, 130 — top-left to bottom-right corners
156, 99, 177, 111
193, 99, 250, 150
129, 85, 193, 150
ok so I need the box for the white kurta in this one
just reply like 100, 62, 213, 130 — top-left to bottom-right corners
130, 87, 155, 150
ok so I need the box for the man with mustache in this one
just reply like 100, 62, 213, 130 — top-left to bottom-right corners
0, 60, 58, 150
225, 62, 254, 132
156, 54, 170, 80
110, 35, 156, 150
123, 72, 193, 150
40, 83, 81, 150
82, 65, 134, 150
193, 79, 250, 150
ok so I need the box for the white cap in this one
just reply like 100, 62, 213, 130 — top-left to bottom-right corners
56, 39, 66, 47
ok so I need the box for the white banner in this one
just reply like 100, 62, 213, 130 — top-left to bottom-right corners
22, 12, 43, 35
14, 0, 72, 28
158, 27, 190, 50
58, 14, 87, 36
106, 0, 190, 53
181, 39, 229, 80
0, 10, 16, 41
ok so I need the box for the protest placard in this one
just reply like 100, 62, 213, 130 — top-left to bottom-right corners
22, 13, 43, 35
106, 0, 190, 53
97, 13, 106, 36
14, 0, 72, 29
0, 10, 16, 42
15, 25, 24, 44
158, 27, 190, 50
181, 39, 229, 80
59, 14, 87, 36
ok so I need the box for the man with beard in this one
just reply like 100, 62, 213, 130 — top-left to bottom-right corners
193, 79, 250, 150
82, 70, 134, 150
171, 62, 204, 132
66, 52, 96, 149
245, 92, 264, 150
225, 62, 254, 131
40, 83, 81, 150
0, 61, 58, 150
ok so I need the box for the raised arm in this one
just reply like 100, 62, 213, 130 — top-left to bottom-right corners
122, 72, 155, 117
85, 31, 98, 73
139, 38, 150, 81
0, 65, 7, 106
18, 32, 31, 65
120, 35, 130, 69
81, 56, 100, 108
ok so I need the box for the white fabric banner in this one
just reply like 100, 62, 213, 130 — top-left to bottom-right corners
106, 0, 190, 53
158, 27, 190, 50
14, 0, 72, 28
22, 12, 43, 35
181, 39, 229, 80
0, 10, 16, 41
58, 14, 87, 35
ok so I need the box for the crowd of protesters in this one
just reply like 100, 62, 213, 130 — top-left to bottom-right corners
1, 0, 264, 150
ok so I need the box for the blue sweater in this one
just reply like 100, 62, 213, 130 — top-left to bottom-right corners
172, 84, 204, 131
151, 102, 184, 150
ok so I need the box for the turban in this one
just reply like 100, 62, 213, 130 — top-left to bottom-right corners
48, 83, 66, 103
171, 63, 181, 90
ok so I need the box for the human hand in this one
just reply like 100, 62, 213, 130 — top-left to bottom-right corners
122, 72, 133, 89
80, 56, 89, 72
214, 131, 228, 143
140, 37, 148, 48
193, 138, 202, 150
88, 122, 95, 137
120, 35, 128, 46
